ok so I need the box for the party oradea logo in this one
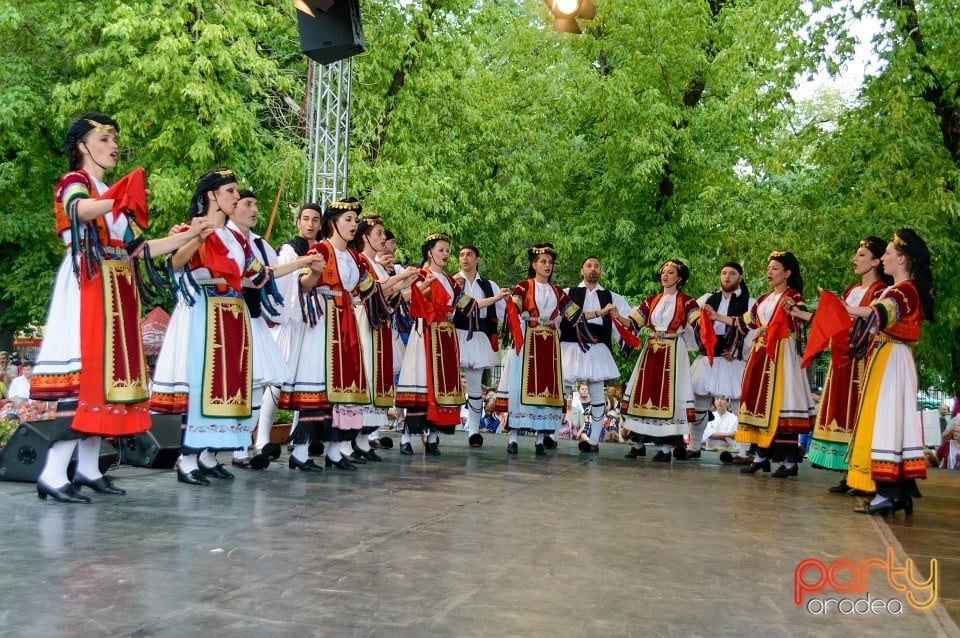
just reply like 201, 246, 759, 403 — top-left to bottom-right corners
794, 547, 938, 615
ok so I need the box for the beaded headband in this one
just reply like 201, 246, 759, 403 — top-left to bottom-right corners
360, 215, 385, 226
769, 250, 787, 258
892, 233, 908, 250
660, 260, 683, 271
329, 199, 362, 211
530, 245, 557, 257
425, 232, 451, 243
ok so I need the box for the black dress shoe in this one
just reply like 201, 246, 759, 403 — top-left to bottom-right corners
248, 453, 271, 470
325, 456, 357, 471
542, 436, 557, 450
507, 442, 518, 455
719, 451, 734, 464
262, 442, 282, 461
288, 457, 324, 472
651, 450, 671, 462
198, 461, 234, 480
400, 442, 414, 456
625, 446, 644, 459
740, 459, 771, 474
772, 464, 799, 478
231, 458, 252, 469
378, 436, 394, 449
468, 433, 484, 448
672, 445, 688, 460
38, 480, 92, 503
535, 443, 547, 456
425, 442, 441, 456
177, 468, 211, 486
828, 478, 851, 494
685, 450, 701, 459
349, 452, 367, 464
579, 441, 599, 453
73, 473, 126, 495
731, 454, 755, 465
354, 448, 382, 462
369, 439, 384, 450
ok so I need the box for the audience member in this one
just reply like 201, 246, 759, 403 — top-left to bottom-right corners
6, 360, 33, 406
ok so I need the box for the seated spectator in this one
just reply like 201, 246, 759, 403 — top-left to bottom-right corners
6, 360, 32, 406
0, 351, 13, 392
479, 400, 501, 434
939, 416, 960, 469
706, 396, 751, 464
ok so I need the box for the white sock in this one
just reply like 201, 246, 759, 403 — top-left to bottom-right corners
588, 403, 605, 445
634, 442, 643, 450
326, 441, 342, 462
254, 387, 279, 451
355, 435, 371, 452
509, 430, 519, 444
401, 431, 411, 445
660, 444, 672, 454
179, 453, 199, 473
199, 449, 218, 467
292, 444, 309, 462
784, 461, 797, 469
76, 436, 104, 479
340, 440, 353, 456
427, 431, 438, 444
535, 432, 545, 445
870, 494, 889, 506
38, 440, 78, 486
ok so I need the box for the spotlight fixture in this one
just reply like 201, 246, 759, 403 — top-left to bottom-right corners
544, 0, 597, 34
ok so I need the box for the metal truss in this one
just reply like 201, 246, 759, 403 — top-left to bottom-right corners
303, 58, 353, 208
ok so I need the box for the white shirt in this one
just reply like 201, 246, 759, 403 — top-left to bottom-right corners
458, 271, 504, 321
703, 410, 739, 443
7, 375, 30, 401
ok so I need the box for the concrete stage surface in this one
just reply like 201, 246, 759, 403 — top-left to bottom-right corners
0, 434, 957, 638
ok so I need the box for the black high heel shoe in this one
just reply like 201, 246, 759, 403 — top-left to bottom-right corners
325, 456, 357, 471
854, 498, 894, 517
288, 456, 324, 472
73, 473, 126, 495
894, 496, 914, 516
198, 461, 234, 480
176, 468, 210, 486
739, 459, 771, 474
771, 464, 798, 478
37, 480, 92, 503
828, 478, 852, 494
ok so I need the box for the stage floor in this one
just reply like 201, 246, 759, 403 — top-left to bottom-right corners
0, 434, 957, 637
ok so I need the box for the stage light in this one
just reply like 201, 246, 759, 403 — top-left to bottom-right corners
544, 0, 597, 34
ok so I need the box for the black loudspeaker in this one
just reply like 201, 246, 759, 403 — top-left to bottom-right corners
117, 414, 182, 468
297, 0, 365, 65
0, 421, 118, 483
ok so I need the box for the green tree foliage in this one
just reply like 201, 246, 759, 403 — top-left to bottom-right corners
0, 0, 958, 391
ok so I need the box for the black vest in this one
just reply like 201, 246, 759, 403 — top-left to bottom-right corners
704, 290, 749, 356
242, 236, 274, 319
453, 276, 498, 337
559, 286, 612, 347
283, 236, 310, 257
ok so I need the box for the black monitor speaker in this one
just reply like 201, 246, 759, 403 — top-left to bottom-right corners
117, 414, 182, 469
0, 421, 118, 483
297, 0, 366, 65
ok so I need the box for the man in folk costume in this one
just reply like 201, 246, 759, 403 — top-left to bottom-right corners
690, 262, 754, 462
227, 190, 319, 470
253, 203, 322, 462
558, 257, 632, 454
453, 244, 509, 449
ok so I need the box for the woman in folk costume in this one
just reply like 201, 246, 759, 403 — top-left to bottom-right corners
32, 113, 209, 503
710, 251, 814, 478
620, 260, 701, 463
151, 168, 277, 486
396, 232, 478, 456
347, 214, 419, 462
790, 237, 890, 492
845, 229, 933, 516
280, 198, 389, 471
496, 244, 591, 456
